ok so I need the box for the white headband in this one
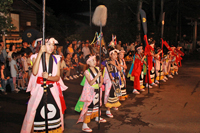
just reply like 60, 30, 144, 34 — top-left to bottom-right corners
86, 55, 96, 65
46, 38, 58, 45
109, 49, 119, 55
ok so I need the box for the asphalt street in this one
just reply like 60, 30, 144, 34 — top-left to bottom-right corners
0, 53, 200, 133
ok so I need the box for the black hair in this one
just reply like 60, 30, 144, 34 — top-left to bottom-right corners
79, 52, 83, 56
96, 55, 100, 62
85, 54, 91, 63
9, 43, 15, 51
66, 53, 70, 57
72, 53, 77, 58
12, 52, 17, 59
0, 61, 5, 69
21, 51, 26, 56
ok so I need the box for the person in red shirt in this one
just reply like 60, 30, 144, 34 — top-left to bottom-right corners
132, 45, 146, 95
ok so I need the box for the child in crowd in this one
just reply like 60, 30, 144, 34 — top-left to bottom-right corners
9, 53, 20, 92
16, 52, 25, 90
21, 52, 28, 86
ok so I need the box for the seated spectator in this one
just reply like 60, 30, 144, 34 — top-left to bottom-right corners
125, 51, 133, 63
78, 52, 86, 73
82, 42, 91, 58
57, 46, 63, 56
0, 62, 16, 95
60, 56, 70, 80
67, 43, 74, 56
53, 45, 58, 55
72, 53, 83, 77
65, 53, 77, 79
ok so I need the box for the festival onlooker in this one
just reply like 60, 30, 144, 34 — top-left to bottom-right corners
0, 62, 16, 94
60, 56, 70, 80
67, 43, 74, 56
21, 41, 31, 55
29, 40, 35, 54
82, 42, 91, 58
72, 53, 82, 77
125, 51, 133, 64
10, 53, 20, 92
78, 52, 86, 73
65, 53, 77, 79
0, 45, 5, 63
57, 46, 63, 56
53, 45, 58, 55
21, 52, 28, 86
8, 44, 17, 60
16, 52, 24, 90
0, 40, 7, 62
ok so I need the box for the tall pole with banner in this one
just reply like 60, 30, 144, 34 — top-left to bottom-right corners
92, 5, 107, 129
140, 9, 150, 94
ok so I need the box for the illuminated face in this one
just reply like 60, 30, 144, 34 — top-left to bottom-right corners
88, 57, 96, 67
119, 52, 124, 59
12, 45, 16, 51
111, 52, 117, 60
46, 43, 54, 54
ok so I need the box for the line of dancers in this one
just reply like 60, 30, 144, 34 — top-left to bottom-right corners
76, 42, 184, 132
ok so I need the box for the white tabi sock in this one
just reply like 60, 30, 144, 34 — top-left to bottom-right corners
82, 123, 89, 129
106, 110, 111, 114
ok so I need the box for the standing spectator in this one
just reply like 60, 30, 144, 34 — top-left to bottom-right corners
16, 52, 25, 90
21, 41, 31, 55
0, 62, 16, 94
116, 41, 122, 50
8, 44, 17, 60
10, 53, 20, 92
0, 40, 7, 62
65, 53, 77, 79
67, 43, 74, 56
122, 43, 127, 54
21, 52, 28, 86
0, 45, 5, 63
29, 40, 36, 54
82, 42, 91, 58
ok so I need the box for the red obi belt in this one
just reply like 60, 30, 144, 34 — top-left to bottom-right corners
37, 77, 66, 114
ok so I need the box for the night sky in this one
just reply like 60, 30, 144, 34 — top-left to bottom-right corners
35, 0, 97, 15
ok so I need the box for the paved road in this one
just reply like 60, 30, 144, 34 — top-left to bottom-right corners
0, 53, 200, 133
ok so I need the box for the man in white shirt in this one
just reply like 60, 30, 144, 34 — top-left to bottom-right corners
82, 43, 91, 58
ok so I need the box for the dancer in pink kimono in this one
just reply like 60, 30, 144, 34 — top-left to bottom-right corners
77, 54, 106, 132
21, 37, 68, 133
